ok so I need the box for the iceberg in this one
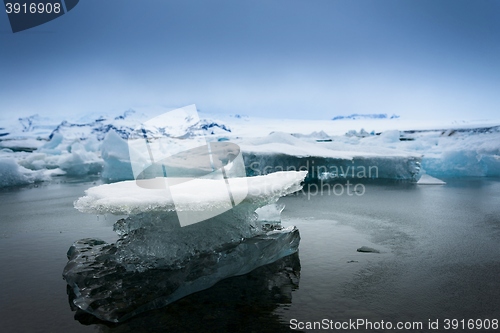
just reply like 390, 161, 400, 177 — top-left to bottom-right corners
16, 134, 102, 177
384, 126, 500, 178
64, 171, 306, 322
101, 130, 134, 181
93, 129, 423, 183
237, 132, 422, 181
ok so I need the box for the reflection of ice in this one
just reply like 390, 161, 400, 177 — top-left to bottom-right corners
63, 227, 299, 323
64, 171, 306, 322
68, 253, 301, 332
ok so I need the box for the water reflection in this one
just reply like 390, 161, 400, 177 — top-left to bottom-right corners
67, 253, 302, 333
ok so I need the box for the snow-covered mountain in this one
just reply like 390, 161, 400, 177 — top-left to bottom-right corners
332, 113, 400, 120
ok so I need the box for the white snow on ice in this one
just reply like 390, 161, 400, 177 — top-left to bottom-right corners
74, 171, 307, 215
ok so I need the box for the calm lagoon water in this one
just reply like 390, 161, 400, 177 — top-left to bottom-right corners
0, 177, 499, 332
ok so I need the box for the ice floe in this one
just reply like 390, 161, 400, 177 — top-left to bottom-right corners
64, 171, 306, 322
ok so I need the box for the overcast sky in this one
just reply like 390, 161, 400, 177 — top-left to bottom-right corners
1, 0, 499, 120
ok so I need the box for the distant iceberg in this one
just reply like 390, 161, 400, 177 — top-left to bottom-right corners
64, 171, 306, 322
392, 126, 500, 178
237, 132, 422, 181
332, 113, 400, 120
0, 157, 62, 187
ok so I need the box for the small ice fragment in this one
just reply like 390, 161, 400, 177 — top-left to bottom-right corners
357, 246, 380, 253
64, 171, 307, 322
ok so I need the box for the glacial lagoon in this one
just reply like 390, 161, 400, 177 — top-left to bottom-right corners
1, 176, 499, 332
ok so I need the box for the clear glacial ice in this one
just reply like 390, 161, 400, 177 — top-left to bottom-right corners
63, 171, 306, 322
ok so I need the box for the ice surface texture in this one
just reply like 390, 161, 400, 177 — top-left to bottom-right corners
75, 171, 306, 215
67, 252, 301, 330
64, 171, 306, 322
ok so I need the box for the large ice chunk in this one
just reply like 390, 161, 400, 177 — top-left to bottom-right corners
66, 252, 300, 329
238, 132, 422, 181
15, 132, 102, 177
100, 130, 134, 181
64, 171, 306, 322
